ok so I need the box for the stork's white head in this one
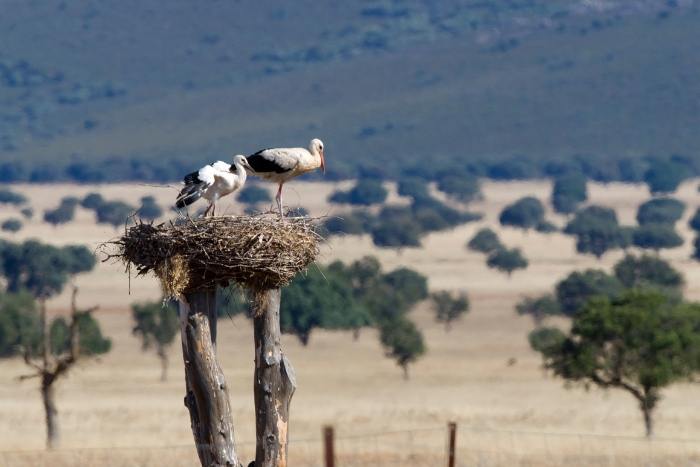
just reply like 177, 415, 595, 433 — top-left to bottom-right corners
231, 155, 255, 173
310, 138, 325, 174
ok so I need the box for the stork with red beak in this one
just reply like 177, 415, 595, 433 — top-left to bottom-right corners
245, 138, 325, 217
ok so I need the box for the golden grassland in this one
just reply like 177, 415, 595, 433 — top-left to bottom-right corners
1, 179, 700, 456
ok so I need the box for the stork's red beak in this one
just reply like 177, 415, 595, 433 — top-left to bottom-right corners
320, 150, 325, 174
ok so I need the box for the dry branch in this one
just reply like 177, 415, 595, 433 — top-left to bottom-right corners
101, 215, 321, 297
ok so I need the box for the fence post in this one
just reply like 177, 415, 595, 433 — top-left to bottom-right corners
324, 425, 335, 467
447, 422, 457, 467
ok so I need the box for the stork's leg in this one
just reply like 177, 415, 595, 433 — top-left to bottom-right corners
204, 203, 212, 217
276, 184, 284, 218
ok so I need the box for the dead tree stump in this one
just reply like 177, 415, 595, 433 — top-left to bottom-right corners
253, 289, 297, 467
180, 289, 239, 467
106, 216, 320, 467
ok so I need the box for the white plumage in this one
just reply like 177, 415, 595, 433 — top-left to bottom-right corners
246, 139, 325, 217
176, 155, 254, 216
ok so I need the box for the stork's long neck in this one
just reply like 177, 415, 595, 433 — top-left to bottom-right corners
235, 162, 248, 183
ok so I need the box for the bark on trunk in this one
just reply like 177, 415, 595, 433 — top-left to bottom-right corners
181, 290, 240, 467
253, 289, 297, 467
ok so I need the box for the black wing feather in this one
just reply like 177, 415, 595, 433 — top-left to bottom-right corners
176, 170, 205, 208
247, 150, 292, 174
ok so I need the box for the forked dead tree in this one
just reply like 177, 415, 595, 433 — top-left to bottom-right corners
105, 216, 318, 467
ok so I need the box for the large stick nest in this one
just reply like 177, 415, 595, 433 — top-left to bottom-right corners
101, 215, 321, 297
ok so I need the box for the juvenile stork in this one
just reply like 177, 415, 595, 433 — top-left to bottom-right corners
176, 155, 254, 216
246, 138, 325, 217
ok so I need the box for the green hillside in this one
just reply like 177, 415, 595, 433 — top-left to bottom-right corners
0, 0, 698, 182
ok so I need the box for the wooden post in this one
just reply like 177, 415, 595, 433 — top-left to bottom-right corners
324, 426, 335, 467
447, 422, 457, 467
253, 288, 297, 467
181, 289, 240, 467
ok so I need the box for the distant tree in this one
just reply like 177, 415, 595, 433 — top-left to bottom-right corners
693, 235, 700, 262
371, 216, 422, 250
329, 179, 387, 206
237, 185, 272, 205
138, 195, 163, 221
49, 303, 111, 356
535, 220, 558, 233
411, 196, 481, 228
528, 326, 566, 376
0, 240, 100, 448
0, 188, 27, 206
632, 224, 683, 252
614, 253, 684, 290
281, 265, 372, 345
555, 269, 624, 316
467, 228, 502, 253
430, 290, 469, 332
1, 218, 22, 233
81, 192, 104, 210
533, 291, 700, 437
132, 300, 179, 381
216, 285, 251, 318
95, 200, 135, 228
0, 289, 40, 358
378, 317, 426, 380
397, 177, 430, 200
486, 247, 528, 277
564, 205, 628, 258
436, 173, 481, 202
689, 207, 700, 232
636, 198, 685, 226
20, 208, 33, 219
322, 211, 375, 236
516, 294, 560, 327
43, 197, 80, 226
552, 174, 587, 214
499, 197, 545, 230
644, 160, 685, 195
382, 267, 429, 305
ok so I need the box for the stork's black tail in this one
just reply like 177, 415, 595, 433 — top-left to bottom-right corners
175, 171, 205, 209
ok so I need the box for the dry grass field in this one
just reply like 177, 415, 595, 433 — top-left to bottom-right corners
2, 179, 700, 464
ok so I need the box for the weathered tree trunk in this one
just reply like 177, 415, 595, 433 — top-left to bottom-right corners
39, 298, 60, 449
253, 289, 297, 467
181, 290, 240, 467
643, 406, 654, 438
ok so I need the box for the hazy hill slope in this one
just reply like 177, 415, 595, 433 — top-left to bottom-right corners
0, 0, 698, 181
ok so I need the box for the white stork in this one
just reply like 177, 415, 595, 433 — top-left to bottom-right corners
245, 139, 325, 217
176, 155, 254, 216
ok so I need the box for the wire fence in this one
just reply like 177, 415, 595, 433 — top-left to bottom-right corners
3, 425, 700, 467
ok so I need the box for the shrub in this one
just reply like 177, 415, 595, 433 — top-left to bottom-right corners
467, 228, 502, 253
499, 197, 545, 230
20, 208, 33, 219
636, 198, 685, 226
1, 218, 22, 233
